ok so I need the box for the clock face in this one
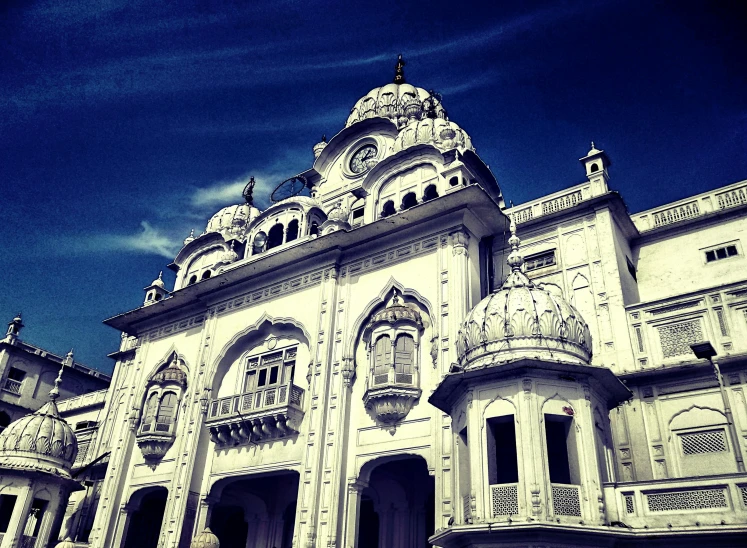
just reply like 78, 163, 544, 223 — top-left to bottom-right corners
349, 144, 378, 174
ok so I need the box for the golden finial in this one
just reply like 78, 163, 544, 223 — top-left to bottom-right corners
394, 54, 406, 84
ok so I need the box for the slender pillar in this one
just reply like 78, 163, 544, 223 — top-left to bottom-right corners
1, 483, 34, 548
343, 480, 367, 548
110, 504, 134, 548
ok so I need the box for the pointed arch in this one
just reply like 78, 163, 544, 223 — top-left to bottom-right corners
668, 404, 727, 430
540, 392, 576, 421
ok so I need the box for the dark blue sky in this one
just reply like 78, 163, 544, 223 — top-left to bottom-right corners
1, 0, 745, 373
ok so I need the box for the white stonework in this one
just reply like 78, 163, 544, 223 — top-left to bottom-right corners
3, 60, 747, 548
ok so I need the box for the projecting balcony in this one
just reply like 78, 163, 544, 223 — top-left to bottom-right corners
606, 473, 747, 529
206, 381, 304, 446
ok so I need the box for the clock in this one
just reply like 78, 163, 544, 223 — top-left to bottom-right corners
349, 144, 378, 174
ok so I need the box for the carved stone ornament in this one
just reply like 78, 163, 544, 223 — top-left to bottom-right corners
136, 436, 175, 462
363, 385, 422, 434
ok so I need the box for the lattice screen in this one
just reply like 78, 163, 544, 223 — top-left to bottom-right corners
551, 485, 582, 517
647, 489, 727, 512
658, 320, 703, 358
463, 494, 471, 521
740, 486, 747, 507
680, 430, 727, 455
624, 494, 635, 514
491, 484, 519, 517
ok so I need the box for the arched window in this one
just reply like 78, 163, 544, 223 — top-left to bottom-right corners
590, 163, 599, 173
188, 275, 197, 286
143, 394, 159, 432
252, 232, 267, 255
373, 335, 391, 385
267, 224, 284, 250
286, 219, 299, 242
449, 176, 460, 187
394, 335, 414, 382
401, 192, 417, 210
309, 221, 319, 237
381, 200, 395, 218
422, 185, 438, 202
201, 270, 211, 280
156, 392, 177, 429
154, 293, 162, 301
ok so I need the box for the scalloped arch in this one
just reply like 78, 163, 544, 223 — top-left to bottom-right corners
480, 394, 518, 430
207, 313, 311, 394
344, 277, 435, 360
357, 451, 432, 484
668, 404, 727, 430
540, 392, 576, 420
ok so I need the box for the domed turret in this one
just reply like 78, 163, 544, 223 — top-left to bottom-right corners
150, 358, 188, 387
54, 538, 77, 548
0, 365, 78, 477
456, 218, 592, 368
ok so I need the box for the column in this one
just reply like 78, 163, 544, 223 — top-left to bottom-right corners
193, 496, 217, 538
1, 483, 34, 548
109, 504, 134, 548
343, 480, 367, 548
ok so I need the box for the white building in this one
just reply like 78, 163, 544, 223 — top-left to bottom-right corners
1, 58, 746, 548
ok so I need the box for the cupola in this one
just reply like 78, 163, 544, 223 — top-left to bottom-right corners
579, 141, 611, 179
456, 218, 592, 368
4, 312, 24, 343
144, 272, 170, 306
0, 364, 78, 478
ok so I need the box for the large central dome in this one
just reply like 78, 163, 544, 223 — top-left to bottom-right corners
345, 56, 447, 128
456, 220, 592, 368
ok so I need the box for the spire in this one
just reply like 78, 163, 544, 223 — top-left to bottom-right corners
243, 176, 256, 206
506, 214, 524, 272
49, 351, 69, 401
394, 54, 406, 84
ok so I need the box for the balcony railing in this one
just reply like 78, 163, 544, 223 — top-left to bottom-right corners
607, 473, 747, 528
2, 378, 22, 395
551, 483, 582, 517
490, 483, 519, 517
208, 382, 303, 419
507, 182, 599, 225
632, 180, 747, 232
206, 381, 305, 445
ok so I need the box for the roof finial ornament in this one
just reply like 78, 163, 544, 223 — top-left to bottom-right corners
506, 213, 524, 272
50, 350, 72, 401
243, 176, 256, 206
394, 54, 406, 84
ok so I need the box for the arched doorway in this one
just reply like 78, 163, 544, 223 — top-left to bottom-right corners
123, 487, 168, 548
209, 471, 299, 548
358, 456, 435, 548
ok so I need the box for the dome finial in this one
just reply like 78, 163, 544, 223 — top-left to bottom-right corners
394, 54, 406, 84
506, 213, 524, 272
49, 351, 70, 401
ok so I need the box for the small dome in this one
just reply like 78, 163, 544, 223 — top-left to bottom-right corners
184, 229, 196, 245
150, 271, 165, 289
191, 527, 220, 548
206, 204, 260, 237
393, 118, 473, 153
313, 136, 327, 158
587, 141, 602, 156
346, 84, 441, 128
54, 538, 76, 548
0, 399, 78, 477
150, 360, 188, 387
369, 292, 422, 328
326, 204, 349, 223
456, 222, 592, 368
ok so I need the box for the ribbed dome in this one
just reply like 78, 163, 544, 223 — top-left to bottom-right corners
369, 292, 422, 328
191, 527, 220, 548
54, 537, 77, 548
393, 118, 473, 153
151, 361, 188, 387
456, 222, 592, 368
206, 204, 260, 236
326, 204, 349, 223
346, 84, 446, 128
0, 399, 78, 477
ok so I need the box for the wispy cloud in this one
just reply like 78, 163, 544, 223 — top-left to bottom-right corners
53, 221, 181, 259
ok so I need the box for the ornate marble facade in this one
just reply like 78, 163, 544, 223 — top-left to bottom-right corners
2, 58, 747, 548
